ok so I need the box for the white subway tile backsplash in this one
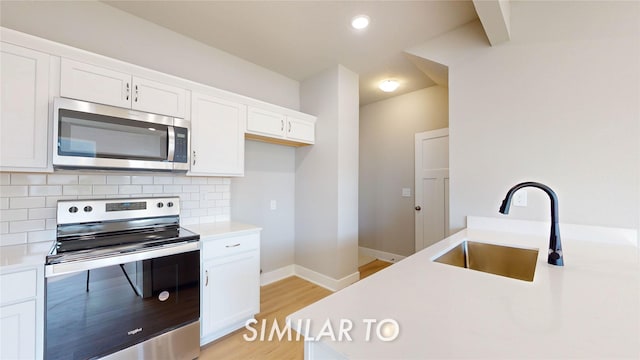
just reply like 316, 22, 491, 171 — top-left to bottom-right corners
11, 174, 46, 185
2, 185, 29, 197
47, 174, 79, 185
162, 185, 181, 193
0, 233, 27, 246
10, 197, 45, 209
63, 185, 93, 196
29, 208, 56, 220
131, 176, 153, 185
119, 185, 142, 195
182, 185, 199, 193
46, 218, 56, 230
0, 174, 10, 185
30, 185, 62, 196
93, 185, 119, 195
143, 185, 163, 194
154, 176, 173, 185
191, 177, 207, 185
79, 175, 106, 185
46, 196, 76, 207
0, 209, 28, 222
107, 176, 131, 185
10, 219, 45, 233
173, 177, 192, 185
28, 230, 55, 243
1, 171, 232, 246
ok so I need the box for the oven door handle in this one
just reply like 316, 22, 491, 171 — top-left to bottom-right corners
46, 241, 199, 277
167, 126, 176, 161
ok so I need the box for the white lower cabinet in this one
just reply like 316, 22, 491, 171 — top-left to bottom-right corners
0, 266, 42, 360
200, 232, 260, 345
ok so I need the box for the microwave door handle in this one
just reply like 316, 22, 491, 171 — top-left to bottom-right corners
167, 126, 176, 161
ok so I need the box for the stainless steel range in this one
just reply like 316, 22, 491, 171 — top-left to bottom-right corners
45, 197, 200, 360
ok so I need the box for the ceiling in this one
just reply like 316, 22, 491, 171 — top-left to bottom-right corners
104, 1, 478, 105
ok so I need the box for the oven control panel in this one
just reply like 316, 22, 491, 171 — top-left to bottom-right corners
57, 197, 181, 225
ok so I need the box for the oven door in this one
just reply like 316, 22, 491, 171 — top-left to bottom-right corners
45, 246, 200, 360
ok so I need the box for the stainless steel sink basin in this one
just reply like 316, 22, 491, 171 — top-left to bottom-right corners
433, 241, 539, 281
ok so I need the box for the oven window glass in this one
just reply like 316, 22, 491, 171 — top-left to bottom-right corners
58, 109, 168, 161
45, 250, 199, 360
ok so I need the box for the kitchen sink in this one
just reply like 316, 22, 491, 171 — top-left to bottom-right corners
433, 241, 539, 282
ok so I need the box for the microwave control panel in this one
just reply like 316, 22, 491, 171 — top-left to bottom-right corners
174, 127, 188, 163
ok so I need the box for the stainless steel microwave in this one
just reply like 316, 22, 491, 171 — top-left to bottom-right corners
53, 97, 189, 172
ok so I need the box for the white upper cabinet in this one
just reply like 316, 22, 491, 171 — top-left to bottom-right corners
246, 106, 315, 146
190, 92, 246, 176
0, 42, 50, 171
60, 58, 186, 118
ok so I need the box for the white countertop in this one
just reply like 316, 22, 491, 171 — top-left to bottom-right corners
0, 241, 51, 271
184, 221, 261, 240
289, 217, 640, 359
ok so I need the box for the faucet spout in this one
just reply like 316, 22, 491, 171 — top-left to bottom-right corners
499, 182, 564, 266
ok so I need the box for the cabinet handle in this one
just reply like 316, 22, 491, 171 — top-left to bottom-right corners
134, 84, 139, 103
281, 119, 284, 132
126, 83, 130, 101
205, 270, 208, 286
192, 150, 196, 165
225, 243, 241, 248
288, 121, 291, 133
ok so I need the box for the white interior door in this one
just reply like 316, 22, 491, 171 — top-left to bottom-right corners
415, 128, 449, 252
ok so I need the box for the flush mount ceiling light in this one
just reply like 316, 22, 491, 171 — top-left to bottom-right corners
351, 15, 370, 30
379, 80, 399, 92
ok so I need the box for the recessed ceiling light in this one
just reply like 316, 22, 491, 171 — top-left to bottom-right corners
379, 80, 399, 92
351, 15, 370, 30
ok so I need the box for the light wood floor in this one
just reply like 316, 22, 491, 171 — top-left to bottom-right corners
200, 259, 392, 360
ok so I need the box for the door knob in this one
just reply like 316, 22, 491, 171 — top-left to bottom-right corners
415, 206, 421, 211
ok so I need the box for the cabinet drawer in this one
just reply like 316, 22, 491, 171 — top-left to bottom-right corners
0, 269, 36, 305
202, 233, 259, 259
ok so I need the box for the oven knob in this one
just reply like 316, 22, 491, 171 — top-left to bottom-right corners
167, 202, 174, 208
84, 206, 93, 212
157, 202, 164, 208
69, 206, 78, 213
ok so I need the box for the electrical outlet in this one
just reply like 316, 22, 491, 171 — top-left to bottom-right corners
270, 200, 277, 210
513, 189, 528, 207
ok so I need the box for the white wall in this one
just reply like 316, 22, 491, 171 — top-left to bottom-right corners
0, 0, 299, 109
231, 140, 295, 273
296, 65, 359, 282
413, 1, 639, 233
359, 86, 449, 256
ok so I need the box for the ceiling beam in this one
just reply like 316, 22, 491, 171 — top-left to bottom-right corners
473, 0, 511, 46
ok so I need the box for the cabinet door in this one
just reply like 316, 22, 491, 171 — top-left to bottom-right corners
0, 300, 36, 360
132, 77, 186, 118
0, 43, 50, 170
201, 250, 260, 339
286, 116, 315, 144
246, 107, 286, 138
60, 58, 131, 108
190, 93, 245, 176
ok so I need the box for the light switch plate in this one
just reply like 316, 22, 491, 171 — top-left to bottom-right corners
270, 200, 277, 210
402, 188, 411, 197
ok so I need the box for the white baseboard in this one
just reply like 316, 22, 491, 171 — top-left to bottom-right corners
260, 264, 360, 292
358, 246, 406, 263
260, 265, 295, 286
294, 265, 359, 292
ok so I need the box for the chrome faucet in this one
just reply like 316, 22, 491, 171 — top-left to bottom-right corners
499, 182, 564, 266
